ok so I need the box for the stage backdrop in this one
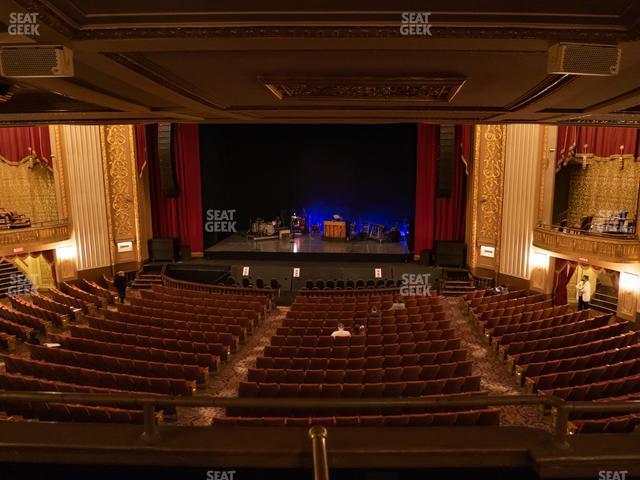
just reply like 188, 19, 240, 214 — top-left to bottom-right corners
200, 124, 417, 249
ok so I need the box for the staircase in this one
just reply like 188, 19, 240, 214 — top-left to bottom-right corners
130, 265, 164, 290
441, 268, 476, 296
590, 290, 618, 316
0, 260, 32, 297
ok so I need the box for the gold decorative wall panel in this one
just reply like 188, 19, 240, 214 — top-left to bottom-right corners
0, 161, 58, 223
567, 159, 640, 226
100, 125, 142, 265
468, 124, 507, 271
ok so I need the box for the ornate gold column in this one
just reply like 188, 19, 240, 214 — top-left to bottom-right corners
99, 125, 143, 270
467, 124, 507, 278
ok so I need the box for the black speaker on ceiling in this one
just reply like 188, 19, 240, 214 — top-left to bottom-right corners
157, 123, 180, 198
437, 124, 455, 198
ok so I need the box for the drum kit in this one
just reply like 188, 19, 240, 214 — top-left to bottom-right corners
249, 218, 279, 238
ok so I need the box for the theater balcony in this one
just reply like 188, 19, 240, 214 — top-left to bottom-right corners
533, 225, 640, 264
0, 219, 71, 255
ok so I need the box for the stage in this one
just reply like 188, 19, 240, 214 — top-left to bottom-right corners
204, 233, 411, 262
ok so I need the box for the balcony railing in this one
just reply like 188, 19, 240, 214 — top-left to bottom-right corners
533, 224, 640, 263
0, 219, 70, 247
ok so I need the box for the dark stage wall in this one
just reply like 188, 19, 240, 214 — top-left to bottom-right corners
199, 124, 417, 249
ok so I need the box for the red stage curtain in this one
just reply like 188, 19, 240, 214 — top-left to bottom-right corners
172, 124, 203, 253
556, 126, 639, 171
435, 125, 471, 241
0, 126, 52, 167
140, 124, 203, 253
414, 124, 438, 254
553, 259, 577, 305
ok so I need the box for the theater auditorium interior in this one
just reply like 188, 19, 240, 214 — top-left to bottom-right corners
2, 1, 640, 479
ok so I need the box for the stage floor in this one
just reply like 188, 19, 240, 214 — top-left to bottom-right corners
204, 234, 411, 262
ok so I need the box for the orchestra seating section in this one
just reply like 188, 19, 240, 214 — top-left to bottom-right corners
0, 284, 271, 424
214, 291, 501, 427
466, 288, 640, 434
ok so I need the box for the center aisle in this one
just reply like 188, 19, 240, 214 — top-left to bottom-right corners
446, 297, 551, 430
178, 308, 285, 426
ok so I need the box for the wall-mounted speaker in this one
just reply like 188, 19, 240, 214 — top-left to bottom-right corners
547, 43, 621, 76
157, 123, 180, 198
437, 124, 455, 198
0, 45, 74, 78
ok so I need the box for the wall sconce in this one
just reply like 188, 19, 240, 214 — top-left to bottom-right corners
618, 145, 626, 170
530, 251, 549, 270
581, 144, 588, 170
56, 245, 76, 261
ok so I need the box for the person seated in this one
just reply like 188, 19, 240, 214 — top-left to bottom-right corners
331, 323, 351, 337
352, 322, 365, 335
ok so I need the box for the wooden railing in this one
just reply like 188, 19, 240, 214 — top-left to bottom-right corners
161, 273, 278, 299
533, 225, 640, 263
0, 219, 70, 247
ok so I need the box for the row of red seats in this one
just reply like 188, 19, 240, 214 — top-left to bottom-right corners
489, 309, 592, 339
214, 409, 500, 427
71, 325, 227, 359
295, 295, 443, 307
495, 314, 608, 348
467, 290, 525, 308
0, 317, 33, 340
30, 291, 76, 316
48, 287, 90, 312
120, 303, 252, 331
275, 320, 450, 337
528, 357, 640, 391
510, 331, 638, 368
80, 279, 116, 303
29, 344, 209, 384
290, 303, 445, 314
270, 329, 456, 347
153, 284, 273, 303
62, 282, 103, 306
472, 293, 548, 315
520, 342, 640, 378
503, 322, 628, 357
481, 303, 566, 329
571, 414, 640, 434
238, 376, 482, 400
87, 317, 231, 359
0, 331, 16, 350
296, 288, 402, 299
264, 338, 461, 359
539, 372, 640, 401
105, 309, 246, 341
478, 299, 555, 321
142, 289, 265, 311
5, 355, 195, 395
130, 297, 259, 325
1, 400, 156, 424
0, 304, 48, 333
248, 361, 473, 384
9, 295, 66, 327
53, 335, 219, 370
256, 349, 468, 370
0, 372, 175, 414
282, 312, 447, 327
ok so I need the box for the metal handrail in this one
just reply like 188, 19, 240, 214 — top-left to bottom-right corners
309, 426, 330, 480
5, 391, 640, 447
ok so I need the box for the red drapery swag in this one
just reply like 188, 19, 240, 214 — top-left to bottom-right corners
0, 126, 52, 168
553, 258, 577, 306
556, 126, 639, 171
414, 124, 472, 255
137, 124, 204, 253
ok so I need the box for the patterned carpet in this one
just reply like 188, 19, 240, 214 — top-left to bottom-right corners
176, 299, 552, 430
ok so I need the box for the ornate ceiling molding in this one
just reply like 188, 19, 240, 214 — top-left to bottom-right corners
260, 76, 465, 103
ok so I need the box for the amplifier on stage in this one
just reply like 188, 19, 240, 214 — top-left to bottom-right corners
323, 220, 347, 240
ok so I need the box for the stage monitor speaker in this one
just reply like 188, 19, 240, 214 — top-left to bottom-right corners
157, 123, 180, 198
437, 124, 455, 198
433, 240, 465, 267
148, 238, 179, 262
